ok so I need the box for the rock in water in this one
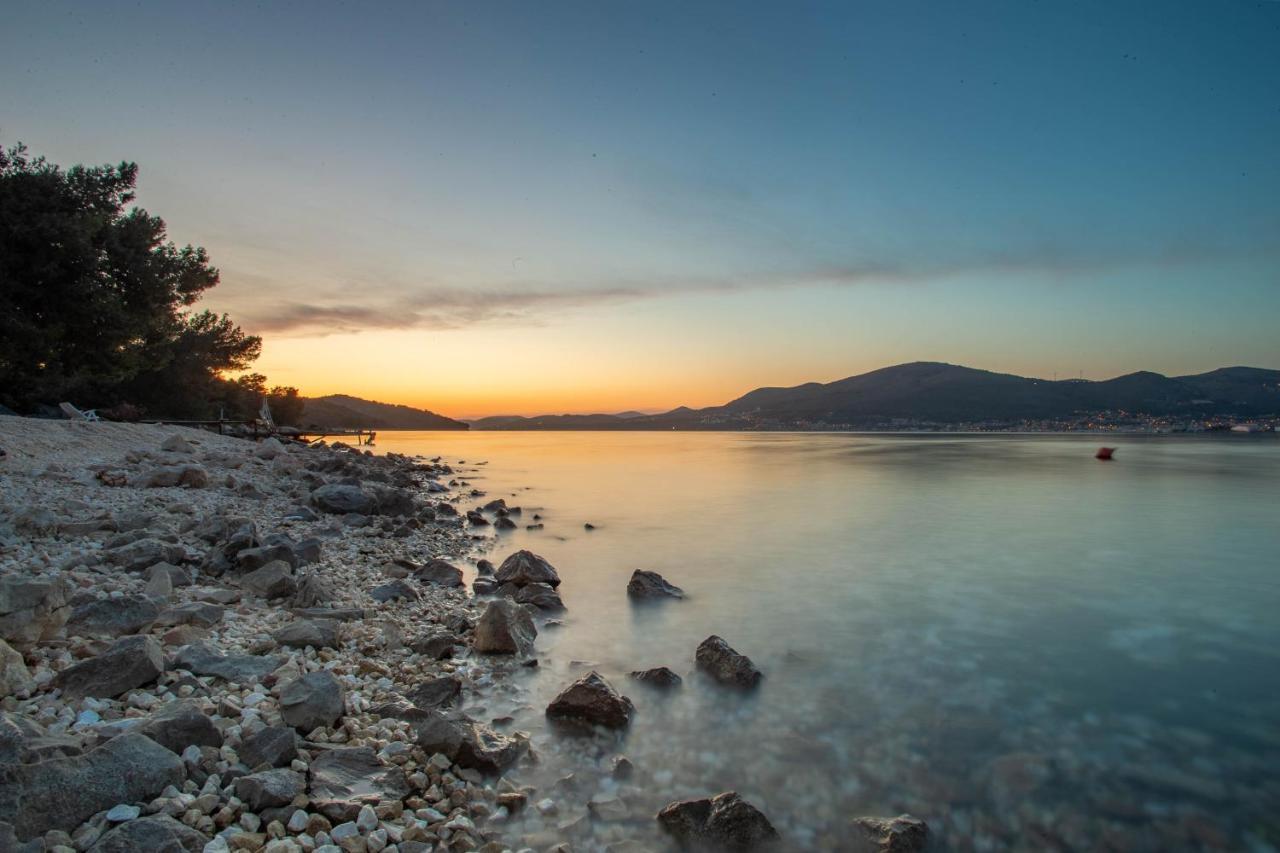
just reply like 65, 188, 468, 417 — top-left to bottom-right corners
657, 791, 779, 851
695, 635, 762, 689
630, 666, 683, 689
546, 671, 635, 729
515, 582, 565, 611
493, 550, 561, 588
0, 732, 183, 841
279, 671, 345, 731
0, 577, 72, 647
472, 598, 537, 655
53, 635, 164, 699
850, 815, 930, 852
627, 569, 685, 600
87, 814, 208, 852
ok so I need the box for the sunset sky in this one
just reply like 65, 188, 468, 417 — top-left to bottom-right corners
3, 1, 1278, 417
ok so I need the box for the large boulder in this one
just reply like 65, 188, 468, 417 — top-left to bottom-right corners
171, 642, 282, 682
279, 671, 345, 731
546, 671, 634, 729
696, 636, 762, 689
412, 559, 463, 588
234, 767, 305, 810
494, 550, 561, 588
370, 579, 418, 603
0, 640, 34, 697
311, 484, 375, 515
627, 569, 685, 600
53, 635, 164, 699
106, 538, 185, 572
274, 619, 340, 649
657, 791, 779, 851
239, 725, 298, 769
136, 701, 222, 754
240, 560, 297, 599
406, 710, 523, 775
0, 732, 183, 841
850, 815, 930, 853
408, 629, 456, 660
307, 747, 411, 822
406, 675, 462, 710
472, 598, 536, 655
88, 814, 207, 852
65, 594, 160, 638
0, 577, 72, 647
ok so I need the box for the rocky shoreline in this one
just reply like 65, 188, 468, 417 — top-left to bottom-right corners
0, 419, 922, 853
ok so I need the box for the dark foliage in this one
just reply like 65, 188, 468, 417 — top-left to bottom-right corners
0, 143, 262, 417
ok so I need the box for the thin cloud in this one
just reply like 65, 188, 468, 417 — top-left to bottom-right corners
224, 242, 1274, 337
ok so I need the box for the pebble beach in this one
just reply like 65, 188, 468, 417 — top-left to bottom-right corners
1, 420, 908, 853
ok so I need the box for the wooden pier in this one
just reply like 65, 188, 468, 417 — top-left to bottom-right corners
144, 419, 377, 446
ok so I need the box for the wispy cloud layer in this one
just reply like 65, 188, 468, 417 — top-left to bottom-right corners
220, 243, 1253, 337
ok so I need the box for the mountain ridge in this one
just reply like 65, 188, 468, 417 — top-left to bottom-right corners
469, 362, 1280, 430
301, 394, 468, 430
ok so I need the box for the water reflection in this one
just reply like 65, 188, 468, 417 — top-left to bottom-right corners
376, 432, 1280, 851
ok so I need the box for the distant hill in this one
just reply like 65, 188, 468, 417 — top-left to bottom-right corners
301, 395, 468, 430
469, 362, 1280, 429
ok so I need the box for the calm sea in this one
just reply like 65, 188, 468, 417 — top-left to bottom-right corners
373, 431, 1280, 851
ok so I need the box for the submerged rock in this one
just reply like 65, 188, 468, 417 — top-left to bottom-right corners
630, 666, 683, 689
627, 569, 685, 600
657, 791, 779, 851
850, 815, 929, 852
546, 671, 635, 729
472, 598, 537, 655
695, 635, 762, 689
494, 550, 561, 588
515, 582, 565, 611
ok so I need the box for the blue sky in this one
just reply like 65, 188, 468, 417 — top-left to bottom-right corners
2, 0, 1277, 414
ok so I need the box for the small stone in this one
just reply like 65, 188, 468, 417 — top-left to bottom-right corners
106, 804, 141, 822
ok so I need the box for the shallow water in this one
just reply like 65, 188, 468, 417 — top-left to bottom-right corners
374, 431, 1280, 851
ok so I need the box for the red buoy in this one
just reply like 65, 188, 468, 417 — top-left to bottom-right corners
1095, 447, 1115, 460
